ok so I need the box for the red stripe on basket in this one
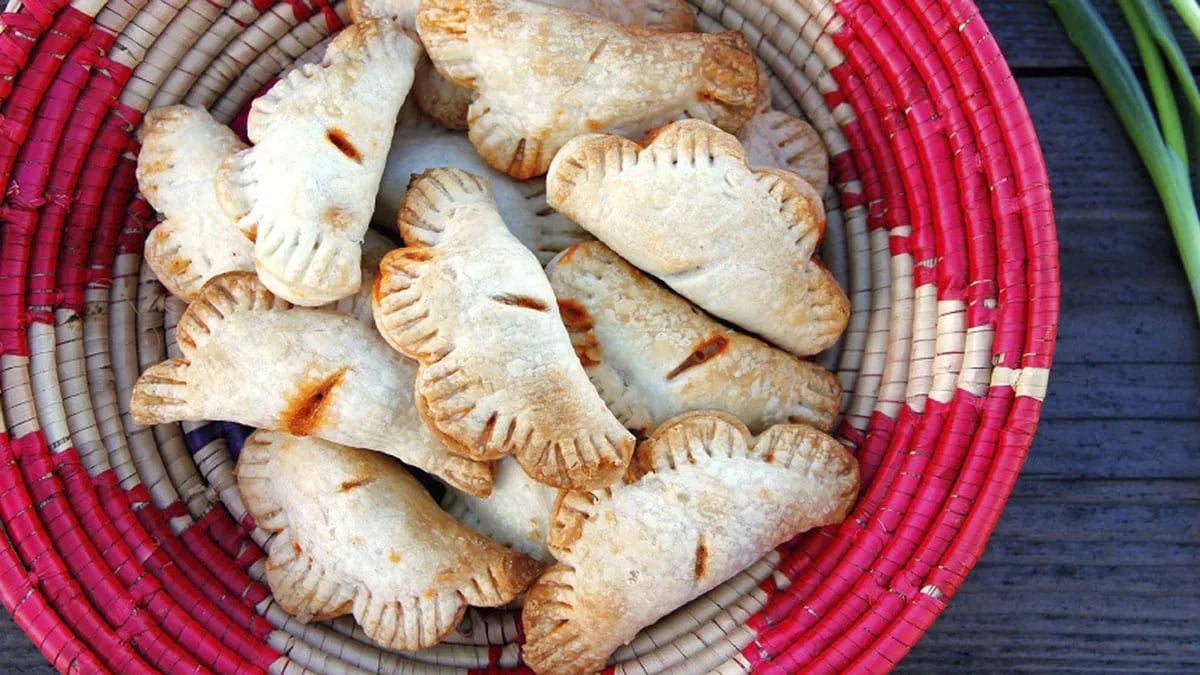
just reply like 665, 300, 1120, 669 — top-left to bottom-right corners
0, 433, 155, 672
826, 90, 885, 230
117, 195, 155, 256
196, 505, 268, 569
85, 144, 138, 290
835, 56, 908, 235
22, 442, 211, 673
0, 430, 110, 673
55, 34, 128, 312
852, 411, 895, 487
97, 475, 276, 644
125, 488, 278, 670
0, 7, 91, 193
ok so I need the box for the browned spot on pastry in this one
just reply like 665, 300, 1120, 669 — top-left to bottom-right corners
694, 536, 709, 579
168, 257, 190, 275
557, 244, 581, 264
338, 476, 375, 492
587, 38, 607, 63
498, 550, 546, 597
326, 128, 362, 163
388, 552, 402, 564
492, 293, 548, 311
282, 368, 347, 436
585, 119, 604, 132
371, 274, 385, 305
557, 299, 601, 367
666, 334, 730, 379
508, 138, 527, 175
557, 299, 593, 331
243, 224, 257, 243
293, 540, 303, 554
323, 207, 355, 233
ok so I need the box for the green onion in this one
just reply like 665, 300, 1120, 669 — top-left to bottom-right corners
1049, 0, 1200, 320
1170, 0, 1200, 46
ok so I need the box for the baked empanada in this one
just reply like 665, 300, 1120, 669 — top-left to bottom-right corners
131, 272, 494, 496
215, 18, 420, 306
137, 105, 252, 302
351, 0, 696, 130
737, 109, 830, 197
373, 168, 634, 490
442, 456, 558, 562
375, 128, 590, 263
417, 0, 759, 178
547, 119, 850, 356
547, 242, 842, 434
522, 412, 859, 675
236, 430, 542, 649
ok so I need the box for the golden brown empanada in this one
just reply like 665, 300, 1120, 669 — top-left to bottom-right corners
137, 105, 252, 302
375, 128, 591, 263
236, 430, 542, 649
131, 272, 494, 496
351, 0, 696, 130
442, 456, 558, 562
215, 18, 420, 306
547, 242, 842, 434
547, 119, 850, 356
417, 0, 759, 178
373, 168, 634, 490
522, 412, 859, 675
737, 109, 830, 197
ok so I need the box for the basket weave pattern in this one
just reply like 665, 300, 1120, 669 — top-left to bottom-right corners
0, 0, 1057, 672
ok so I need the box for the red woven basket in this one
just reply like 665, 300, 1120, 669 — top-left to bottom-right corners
0, 0, 1058, 672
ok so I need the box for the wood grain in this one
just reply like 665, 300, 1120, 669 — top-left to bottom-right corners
982, 0, 1200, 70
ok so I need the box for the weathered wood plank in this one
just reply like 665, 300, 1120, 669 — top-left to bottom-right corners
981, 0, 1200, 70
1054, 303, 1200, 364
1023, 420, 1200, 479
1040, 363, 1200, 419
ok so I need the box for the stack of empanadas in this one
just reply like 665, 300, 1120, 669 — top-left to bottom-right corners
131, 1, 858, 672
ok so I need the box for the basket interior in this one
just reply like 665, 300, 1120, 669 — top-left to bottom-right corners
0, 0, 1057, 672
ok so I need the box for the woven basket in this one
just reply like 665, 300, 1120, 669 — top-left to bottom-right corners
0, 0, 1058, 672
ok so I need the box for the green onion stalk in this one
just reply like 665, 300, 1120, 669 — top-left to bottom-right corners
1049, 0, 1200, 320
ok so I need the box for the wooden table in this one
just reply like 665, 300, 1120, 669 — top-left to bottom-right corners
2, 0, 1198, 672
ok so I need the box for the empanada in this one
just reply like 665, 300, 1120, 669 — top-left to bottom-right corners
236, 430, 542, 649
547, 119, 850, 356
352, 0, 696, 130
522, 412, 859, 675
442, 456, 558, 562
131, 272, 494, 496
737, 109, 830, 197
373, 168, 634, 490
375, 128, 591, 263
215, 18, 420, 306
547, 242, 842, 434
417, 0, 759, 178
137, 105, 252, 302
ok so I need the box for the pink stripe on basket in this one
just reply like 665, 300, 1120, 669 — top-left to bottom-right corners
93, 472, 275, 643
0, 438, 108, 674
0, 7, 91, 191
22, 443, 209, 673
0, 433, 154, 672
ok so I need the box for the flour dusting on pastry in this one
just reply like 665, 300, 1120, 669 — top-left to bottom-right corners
237, 431, 541, 650
131, 272, 494, 496
373, 168, 634, 490
547, 241, 842, 433
215, 19, 420, 306
522, 412, 859, 675
548, 119, 850, 356
137, 106, 252, 302
417, 0, 759, 178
